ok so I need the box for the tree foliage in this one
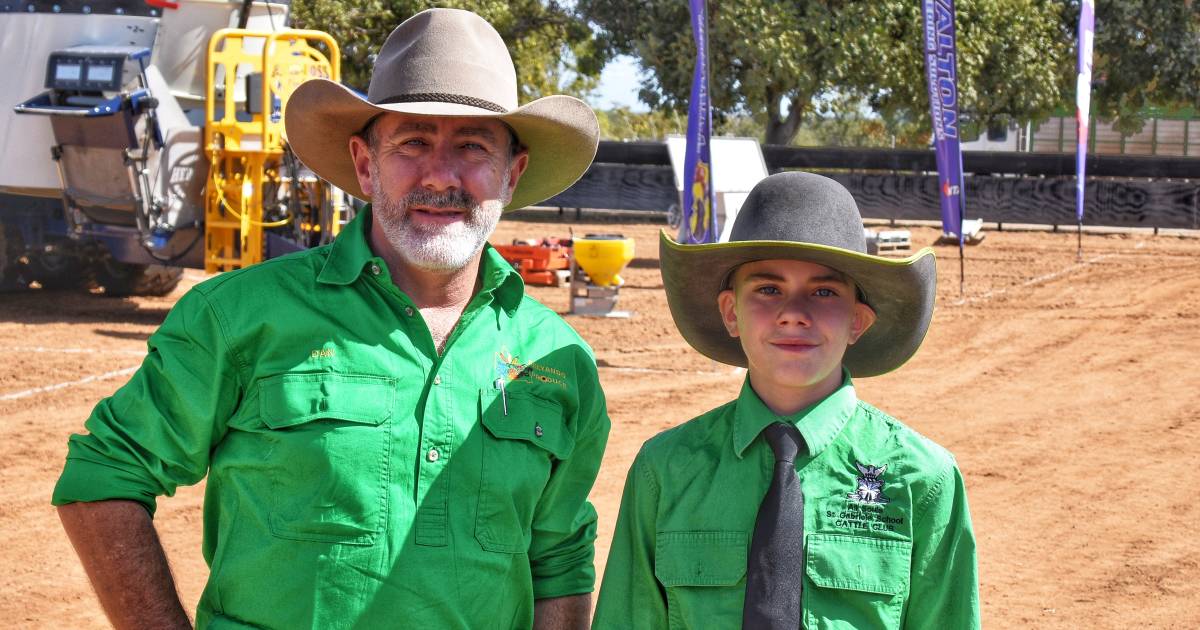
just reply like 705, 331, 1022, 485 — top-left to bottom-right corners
290, 1, 1199, 145
855, 1, 1070, 143
581, 0, 870, 145
582, 0, 1199, 146
597, 107, 685, 141
596, 107, 768, 141
290, 0, 607, 100
1084, 0, 1200, 134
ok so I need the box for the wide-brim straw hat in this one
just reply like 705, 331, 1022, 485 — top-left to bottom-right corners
284, 8, 599, 211
660, 171, 937, 377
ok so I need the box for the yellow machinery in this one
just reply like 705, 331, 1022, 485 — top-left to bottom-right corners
573, 236, 634, 287
570, 234, 635, 317
204, 29, 342, 273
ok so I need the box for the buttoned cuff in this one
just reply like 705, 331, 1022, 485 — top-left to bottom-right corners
52, 456, 160, 516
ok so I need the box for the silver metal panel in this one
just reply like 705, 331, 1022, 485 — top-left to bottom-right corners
153, 0, 290, 107
0, 14, 157, 193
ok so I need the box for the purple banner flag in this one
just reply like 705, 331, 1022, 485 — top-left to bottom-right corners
1076, 0, 1095, 223
681, 0, 717, 244
921, 0, 965, 241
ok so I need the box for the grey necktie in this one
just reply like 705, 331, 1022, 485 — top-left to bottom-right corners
743, 423, 806, 629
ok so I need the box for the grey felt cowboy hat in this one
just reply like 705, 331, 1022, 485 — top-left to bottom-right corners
660, 171, 937, 377
284, 8, 599, 210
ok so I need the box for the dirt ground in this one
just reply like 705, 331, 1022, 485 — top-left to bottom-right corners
2, 217, 1198, 629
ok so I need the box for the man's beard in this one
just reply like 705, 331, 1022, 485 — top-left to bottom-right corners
371, 168, 507, 272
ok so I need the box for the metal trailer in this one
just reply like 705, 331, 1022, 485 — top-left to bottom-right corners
0, 0, 348, 296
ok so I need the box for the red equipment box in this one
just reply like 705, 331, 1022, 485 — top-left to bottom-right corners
493, 238, 572, 286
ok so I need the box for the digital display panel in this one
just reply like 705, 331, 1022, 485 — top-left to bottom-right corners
55, 64, 82, 81
86, 64, 115, 84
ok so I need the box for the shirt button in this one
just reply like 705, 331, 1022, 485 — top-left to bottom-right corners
370, 263, 381, 276
427, 448, 440, 462
433, 375, 442, 385
404, 306, 414, 316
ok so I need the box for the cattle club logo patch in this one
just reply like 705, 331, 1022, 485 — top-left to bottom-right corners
848, 462, 891, 505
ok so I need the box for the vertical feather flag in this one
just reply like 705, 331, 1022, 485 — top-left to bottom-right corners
1076, 0, 1095, 230
921, 0, 965, 243
681, 0, 717, 244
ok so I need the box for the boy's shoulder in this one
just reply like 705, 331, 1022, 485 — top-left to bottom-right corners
636, 398, 739, 466
851, 399, 958, 474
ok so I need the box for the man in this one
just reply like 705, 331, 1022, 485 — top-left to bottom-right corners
53, 8, 609, 629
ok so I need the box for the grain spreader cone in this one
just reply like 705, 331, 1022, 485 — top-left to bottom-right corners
572, 234, 635, 287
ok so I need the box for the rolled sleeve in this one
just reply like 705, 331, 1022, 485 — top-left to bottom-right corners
903, 462, 980, 629
52, 289, 243, 516
528, 356, 611, 599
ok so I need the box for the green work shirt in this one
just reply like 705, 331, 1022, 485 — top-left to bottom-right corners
594, 374, 978, 630
52, 207, 611, 629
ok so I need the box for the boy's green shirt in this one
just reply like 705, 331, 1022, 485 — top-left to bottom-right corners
594, 374, 979, 629
52, 208, 610, 629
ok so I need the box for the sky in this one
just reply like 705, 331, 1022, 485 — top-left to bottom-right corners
590, 54, 648, 112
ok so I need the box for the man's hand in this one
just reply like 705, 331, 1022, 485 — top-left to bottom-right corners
57, 500, 191, 629
533, 593, 592, 630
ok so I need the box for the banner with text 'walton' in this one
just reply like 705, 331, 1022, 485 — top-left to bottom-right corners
921, 0, 965, 240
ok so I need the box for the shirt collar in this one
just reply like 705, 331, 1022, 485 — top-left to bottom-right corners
317, 204, 525, 314
478, 242, 525, 314
317, 205, 376, 286
733, 369, 858, 459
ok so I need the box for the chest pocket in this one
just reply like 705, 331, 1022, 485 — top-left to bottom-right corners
804, 533, 912, 630
475, 388, 573, 553
653, 531, 747, 630
258, 372, 395, 545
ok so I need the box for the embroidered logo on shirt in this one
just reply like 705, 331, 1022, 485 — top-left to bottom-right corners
848, 462, 891, 505
496, 349, 528, 383
310, 348, 335, 360
494, 348, 569, 389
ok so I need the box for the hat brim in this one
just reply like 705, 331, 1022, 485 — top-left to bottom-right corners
283, 79, 599, 211
659, 231, 937, 377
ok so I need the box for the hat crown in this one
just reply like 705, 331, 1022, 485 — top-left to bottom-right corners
729, 172, 867, 254
367, 8, 518, 111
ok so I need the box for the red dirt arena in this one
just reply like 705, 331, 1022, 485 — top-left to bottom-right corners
2, 218, 1197, 628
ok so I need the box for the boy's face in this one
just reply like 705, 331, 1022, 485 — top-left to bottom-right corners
718, 259, 877, 399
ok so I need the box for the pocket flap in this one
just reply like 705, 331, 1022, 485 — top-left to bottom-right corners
259, 373, 395, 429
654, 530, 747, 587
805, 533, 911, 596
480, 388, 572, 459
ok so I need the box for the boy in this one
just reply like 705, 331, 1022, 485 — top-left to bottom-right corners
593, 172, 979, 629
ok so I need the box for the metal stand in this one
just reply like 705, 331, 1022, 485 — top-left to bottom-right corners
1076, 220, 1083, 262
569, 257, 630, 318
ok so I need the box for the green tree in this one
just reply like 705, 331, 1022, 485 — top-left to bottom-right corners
595, 107, 763, 141
856, 1, 1070, 143
581, 0, 1079, 146
597, 107, 685, 140
290, 0, 393, 90
1084, 0, 1200, 134
863, 0, 1200, 140
291, 0, 608, 100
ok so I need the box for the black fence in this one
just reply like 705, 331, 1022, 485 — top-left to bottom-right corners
543, 142, 1200, 229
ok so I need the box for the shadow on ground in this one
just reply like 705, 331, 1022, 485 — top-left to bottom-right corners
0, 289, 171, 326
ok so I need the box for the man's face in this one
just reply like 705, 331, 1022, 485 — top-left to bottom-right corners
718, 259, 876, 397
349, 113, 529, 272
